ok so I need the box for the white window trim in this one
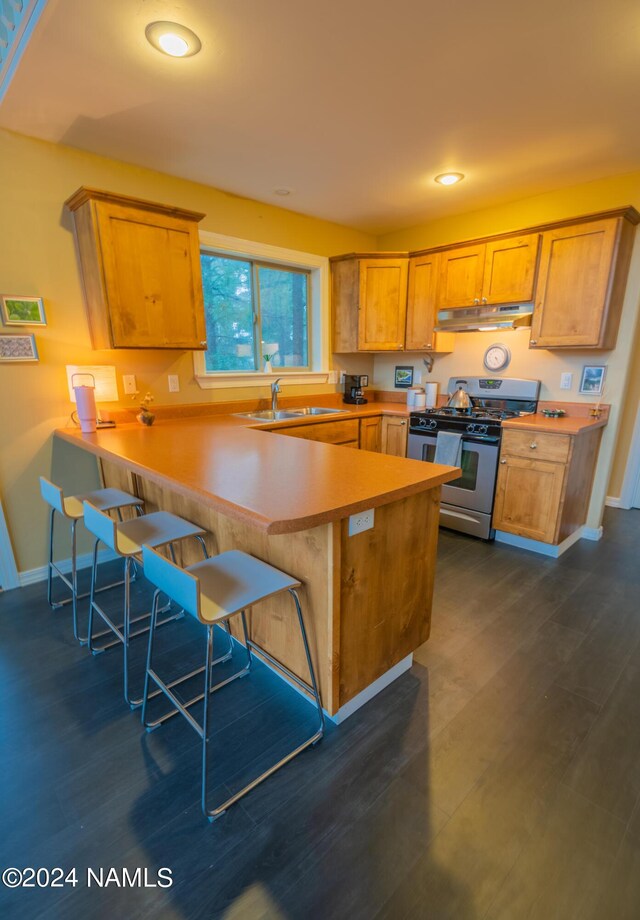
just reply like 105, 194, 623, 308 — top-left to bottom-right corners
194, 231, 332, 389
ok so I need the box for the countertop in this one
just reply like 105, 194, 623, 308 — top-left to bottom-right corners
55, 402, 458, 535
502, 413, 608, 435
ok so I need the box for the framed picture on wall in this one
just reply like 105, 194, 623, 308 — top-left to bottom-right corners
1, 295, 47, 326
579, 365, 606, 396
0, 334, 39, 362
394, 366, 414, 388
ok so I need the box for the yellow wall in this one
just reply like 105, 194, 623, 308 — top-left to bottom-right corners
0, 128, 375, 574
377, 172, 640, 526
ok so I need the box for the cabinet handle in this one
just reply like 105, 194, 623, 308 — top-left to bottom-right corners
200, 340, 208, 347
473, 298, 480, 305
530, 339, 537, 345
530, 442, 537, 449
481, 297, 487, 304
500, 459, 506, 464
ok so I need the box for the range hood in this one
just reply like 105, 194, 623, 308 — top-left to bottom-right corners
435, 302, 533, 333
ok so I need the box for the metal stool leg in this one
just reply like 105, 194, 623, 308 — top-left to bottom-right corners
46, 506, 56, 608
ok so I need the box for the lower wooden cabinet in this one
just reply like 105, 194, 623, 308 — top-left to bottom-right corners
492, 426, 603, 544
381, 416, 408, 457
360, 416, 382, 452
275, 418, 360, 448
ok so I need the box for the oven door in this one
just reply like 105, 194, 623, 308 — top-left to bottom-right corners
407, 432, 499, 515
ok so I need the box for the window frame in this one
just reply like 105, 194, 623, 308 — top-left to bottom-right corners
194, 231, 332, 389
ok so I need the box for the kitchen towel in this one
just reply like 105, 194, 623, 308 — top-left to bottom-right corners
434, 431, 463, 466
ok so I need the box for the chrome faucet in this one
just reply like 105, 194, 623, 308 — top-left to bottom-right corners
271, 377, 283, 413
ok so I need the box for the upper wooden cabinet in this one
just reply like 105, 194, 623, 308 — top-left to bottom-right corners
332, 254, 408, 352
529, 215, 636, 349
66, 188, 207, 350
436, 233, 540, 310
332, 253, 453, 353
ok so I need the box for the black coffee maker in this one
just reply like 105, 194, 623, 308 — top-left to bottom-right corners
343, 374, 369, 405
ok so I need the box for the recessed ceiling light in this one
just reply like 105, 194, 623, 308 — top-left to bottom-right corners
274, 187, 293, 196
434, 172, 465, 186
145, 21, 202, 58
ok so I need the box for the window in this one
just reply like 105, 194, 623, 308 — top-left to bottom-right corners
200, 252, 310, 373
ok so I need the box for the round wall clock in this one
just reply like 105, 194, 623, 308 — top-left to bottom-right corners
483, 343, 511, 372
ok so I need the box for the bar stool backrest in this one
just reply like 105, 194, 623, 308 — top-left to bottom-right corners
83, 501, 118, 552
40, 477, 66, 516
142, 544, 200, 620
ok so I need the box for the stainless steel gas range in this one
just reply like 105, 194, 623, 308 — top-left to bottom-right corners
407, 376, 541, 540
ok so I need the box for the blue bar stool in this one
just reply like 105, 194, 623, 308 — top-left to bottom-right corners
83, 501, 214, 707
39, 477, 143, 642
140, 544, 324, 822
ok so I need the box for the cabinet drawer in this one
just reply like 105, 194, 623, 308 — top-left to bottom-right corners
501, 429, 571, 463
278, 419, 360, 445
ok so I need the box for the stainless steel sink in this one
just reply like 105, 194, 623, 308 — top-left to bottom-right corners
234, 409, 304, 421
292, 407, 347, 416
235, 406, 347, 422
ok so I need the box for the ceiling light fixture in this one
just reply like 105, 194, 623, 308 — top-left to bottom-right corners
434, 172, 465, 186
145, 21, 202, 58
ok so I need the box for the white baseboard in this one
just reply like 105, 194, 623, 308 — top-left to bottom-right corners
18, 548, 119, 588
328, 655, 414, 724
494, 524, 601, 557
605, 496, 624, 509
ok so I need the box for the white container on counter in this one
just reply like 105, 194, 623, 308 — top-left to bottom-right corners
407, 386, 425, 408
424, 382, 438, 408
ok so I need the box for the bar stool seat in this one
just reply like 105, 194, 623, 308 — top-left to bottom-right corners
141, 545, 324, 822
39, 476, 143, 642
83, 502, 211, 707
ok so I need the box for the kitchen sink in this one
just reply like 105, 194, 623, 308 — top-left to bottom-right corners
235, 406, 347, 422
234, 409, 304, 421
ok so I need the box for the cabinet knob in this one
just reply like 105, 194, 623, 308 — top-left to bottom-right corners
200, 341, 208, 347
473, 298, 480, 305
500, 459, 506, 464
530, 339, 537, 345
481, 297, 487, 304
530, 442, 538, 449
400, 420, 406, 426
424, 342, 432, 349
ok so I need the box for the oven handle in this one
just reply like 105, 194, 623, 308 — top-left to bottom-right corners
440, 508, 486, 524
409, 431, 501, 445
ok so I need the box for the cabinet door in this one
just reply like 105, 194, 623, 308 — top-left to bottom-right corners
358, 259, 408, 350
381, 416, 408, 457
436, 244, 485, 310
493, 456, 566, 543
482, 233, 540, 304
277, 419, 360, 446
529, 219, 619, 348
97, 202, 206, 349
406, 253, 439, 350
360, 416, 382, 452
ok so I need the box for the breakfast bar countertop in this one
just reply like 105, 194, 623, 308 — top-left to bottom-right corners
55, 405, 459, 535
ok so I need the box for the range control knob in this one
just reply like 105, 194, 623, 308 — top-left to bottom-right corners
427, 418, 437, 430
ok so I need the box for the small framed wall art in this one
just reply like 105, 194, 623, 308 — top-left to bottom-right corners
1, 295, 47, 326
0, 334, 39, 362
579, 365, 606, 396
394, 365, 414, 388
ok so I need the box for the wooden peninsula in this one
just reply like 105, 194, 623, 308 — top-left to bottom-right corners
55, 411, 459, 721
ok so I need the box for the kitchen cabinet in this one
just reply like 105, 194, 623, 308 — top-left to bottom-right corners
359, 416, 382, 452
65, 187, 207, 350
332, 252, 453, 354
405, 252, 454, 352
493, 426, 603, 544
436, 233, 540, 310
381, 416, 408, 457
529, 216, 636, 349
275, 418, 360, 448
332, 254, 408, 352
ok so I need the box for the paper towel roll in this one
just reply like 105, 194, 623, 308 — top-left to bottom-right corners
424, 382, 438, 408
74, 385, 97, 433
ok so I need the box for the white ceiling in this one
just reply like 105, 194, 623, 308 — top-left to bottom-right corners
2, 0, 640, 234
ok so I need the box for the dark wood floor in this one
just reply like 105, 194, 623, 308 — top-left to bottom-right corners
2, 508, 640, 919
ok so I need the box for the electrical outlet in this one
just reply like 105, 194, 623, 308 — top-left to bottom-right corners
168, 374, 180, 393
560, 372, 573, 390
348, 508, 375, 536
122, 374, 137, 395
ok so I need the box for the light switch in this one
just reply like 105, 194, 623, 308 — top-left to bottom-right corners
560, 372, 573, 390
168, 374, 180, 392
122, 374, 137, 395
